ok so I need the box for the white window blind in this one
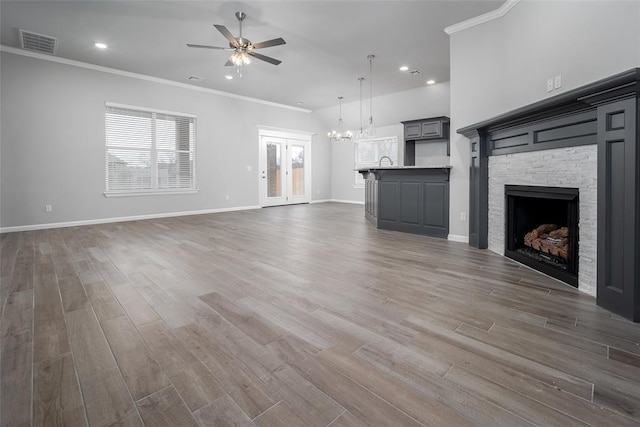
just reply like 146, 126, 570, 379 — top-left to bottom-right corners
105, 103, 197, 195
354, 136, 398, 187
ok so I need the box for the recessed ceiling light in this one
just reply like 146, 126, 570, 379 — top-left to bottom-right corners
94, 42, 108, 49
225, 75, 233, 80
296, 101, 305, 105
426, 80, 436, 85
399, 66, 409, 72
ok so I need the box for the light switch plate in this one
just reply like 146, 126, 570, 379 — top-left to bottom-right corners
554, 75, 562, 89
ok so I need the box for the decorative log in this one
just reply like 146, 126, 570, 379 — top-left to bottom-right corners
549, 227, 569, 239
523, 223, 570, 260
536, 224, 558, 234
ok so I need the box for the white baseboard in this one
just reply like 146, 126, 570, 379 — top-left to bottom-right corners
0, 205, 261, 233
329, 199, 365, 205
310, 199, 364, 205
447, 234, 469, 243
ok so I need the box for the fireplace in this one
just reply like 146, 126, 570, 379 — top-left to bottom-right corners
459, 69, 640, 321
504, 185, 579, 287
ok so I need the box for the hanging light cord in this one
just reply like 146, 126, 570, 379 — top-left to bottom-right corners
358, 77, 364, 135
368, 55, 374, 126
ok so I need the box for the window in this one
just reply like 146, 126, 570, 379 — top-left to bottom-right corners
105, 103, 197, 196
354, 136, 398, 187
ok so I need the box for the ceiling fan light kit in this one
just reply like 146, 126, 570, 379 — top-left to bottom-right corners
187, 11, 285, 77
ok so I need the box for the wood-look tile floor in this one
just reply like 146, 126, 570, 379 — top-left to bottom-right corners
2, 202, 640, 426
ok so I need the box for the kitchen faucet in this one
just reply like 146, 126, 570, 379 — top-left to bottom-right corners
379, 156, 394, 167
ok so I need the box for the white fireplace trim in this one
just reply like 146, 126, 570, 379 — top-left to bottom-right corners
487, 145, 598, 296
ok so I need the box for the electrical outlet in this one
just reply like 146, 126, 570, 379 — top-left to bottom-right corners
225, 195, 230, 200
460, 212, 467, 222
45, 204, 52, 213
317, 189, 320, 195
554, 74, 562, 89
247, 165, 252, 172
546, 78, 554, 92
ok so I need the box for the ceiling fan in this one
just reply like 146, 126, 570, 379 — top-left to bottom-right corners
187, 11, 286, 67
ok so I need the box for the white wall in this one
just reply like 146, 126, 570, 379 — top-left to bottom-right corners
449, 0, 640, 239
317, 83, 451, 202
0, 52, 330, 229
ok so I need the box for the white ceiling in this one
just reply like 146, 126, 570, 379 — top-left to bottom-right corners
0, 1, 503, 111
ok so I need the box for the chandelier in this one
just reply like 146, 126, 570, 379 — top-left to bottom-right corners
327, 96, 352, 141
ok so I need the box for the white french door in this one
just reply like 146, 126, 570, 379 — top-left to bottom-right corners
259, 129, 311, 207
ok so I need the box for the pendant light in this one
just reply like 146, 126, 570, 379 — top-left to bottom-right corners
365, 54, 376, 138
327, 96, 352, 141
356, 77, 365, 139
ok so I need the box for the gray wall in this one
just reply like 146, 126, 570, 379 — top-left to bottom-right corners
449, 0, 640, 239
1, 52, 330, 229
317, 83, 451, 202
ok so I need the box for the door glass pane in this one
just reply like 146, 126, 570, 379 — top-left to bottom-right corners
267, 142, 281, 197
291, 145, 305, 196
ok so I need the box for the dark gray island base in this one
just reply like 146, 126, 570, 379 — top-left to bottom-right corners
358, 166, 451, 238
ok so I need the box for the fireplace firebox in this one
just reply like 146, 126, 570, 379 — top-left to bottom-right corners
505, 185, 579, 287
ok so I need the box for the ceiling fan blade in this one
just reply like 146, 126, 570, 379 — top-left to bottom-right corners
214, 24, 239, 47
251, 37, 286, 50
224, 60, 234, 67
247, 52, 281, 66
186, 43, 230, 50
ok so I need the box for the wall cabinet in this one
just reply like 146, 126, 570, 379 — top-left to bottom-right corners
402, 117, 450, 166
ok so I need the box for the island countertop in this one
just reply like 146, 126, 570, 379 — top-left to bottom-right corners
356, 165, 452, 171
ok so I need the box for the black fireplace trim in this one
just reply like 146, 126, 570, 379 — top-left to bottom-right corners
505, 185, 579, 200
504, 185, 579, 288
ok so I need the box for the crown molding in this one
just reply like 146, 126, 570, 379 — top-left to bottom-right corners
444, 0, 521, 35
0, 45, 312, 113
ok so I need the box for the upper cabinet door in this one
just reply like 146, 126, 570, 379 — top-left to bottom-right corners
422, 120, 443, 139
405, 123, 421, 139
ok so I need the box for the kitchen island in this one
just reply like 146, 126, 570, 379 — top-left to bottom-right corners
358, 166, 451, 238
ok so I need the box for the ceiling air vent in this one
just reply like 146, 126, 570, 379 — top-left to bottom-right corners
19, 29, 58, 55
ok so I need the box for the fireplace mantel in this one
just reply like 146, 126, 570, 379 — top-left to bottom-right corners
457, 68, 640, 321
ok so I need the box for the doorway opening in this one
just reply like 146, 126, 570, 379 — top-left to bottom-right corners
258, 128, 312, 207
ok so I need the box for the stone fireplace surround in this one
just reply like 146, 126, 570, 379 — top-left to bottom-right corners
458, 68, 640, 321
488, 145, 597, 296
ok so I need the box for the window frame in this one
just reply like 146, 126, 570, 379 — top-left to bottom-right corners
353, 136, 399, 188
104, 102, 198, 197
